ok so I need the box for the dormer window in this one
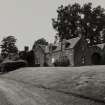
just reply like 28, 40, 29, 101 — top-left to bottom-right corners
86, 38, 90, 44
65, 42, 70, 48
52, 45, 57, 51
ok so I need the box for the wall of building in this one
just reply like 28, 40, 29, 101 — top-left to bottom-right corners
88, 46, 104, 65
51, 51, 61, 66
74, 39, 91, 66
33, 40, 105, 67
45, 53, 52, 66
33, 47, 45, 67
74, 40, 105, 66
65, 49, 74, 66
46, 49, 74, 66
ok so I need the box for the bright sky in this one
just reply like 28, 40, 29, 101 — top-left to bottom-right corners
0, 0, 105, 51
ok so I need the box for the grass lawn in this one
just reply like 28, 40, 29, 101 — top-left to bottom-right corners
1, 66, 105, 102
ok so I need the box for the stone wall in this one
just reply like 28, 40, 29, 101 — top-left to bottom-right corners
33, 47, 45, 67
74, 39, 91, 66
88, 45, 104, 65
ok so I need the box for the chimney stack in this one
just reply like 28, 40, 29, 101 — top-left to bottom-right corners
24, 46, 29, 52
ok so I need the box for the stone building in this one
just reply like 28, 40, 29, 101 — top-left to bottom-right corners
32, 44, 46, 66
46, 37, 90, 66
32, 37, 105, 66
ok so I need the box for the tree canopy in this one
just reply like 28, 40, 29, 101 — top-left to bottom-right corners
33, 38, 48, 49
52, 3, 105, 45
0, 36, 18, 58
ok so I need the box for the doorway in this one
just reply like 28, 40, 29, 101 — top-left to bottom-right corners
91, 53, 101, 65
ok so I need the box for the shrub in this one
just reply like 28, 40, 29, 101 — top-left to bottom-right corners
44, 62, 49, 67
0, 60, 27, 72
54, 55, 70, 67
0, 56, 3, 63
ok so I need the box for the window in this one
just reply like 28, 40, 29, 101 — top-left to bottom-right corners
52, 46, 57, 51
35, 56, 40, 64
65, 42, 70, 48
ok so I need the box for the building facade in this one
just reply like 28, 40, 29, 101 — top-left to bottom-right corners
32, 37, 105, 67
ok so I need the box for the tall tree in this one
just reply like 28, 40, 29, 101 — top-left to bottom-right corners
0, 36, 18, 58
52, 3, 105, 45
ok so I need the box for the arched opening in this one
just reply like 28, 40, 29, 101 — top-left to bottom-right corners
91, 53, 101, 65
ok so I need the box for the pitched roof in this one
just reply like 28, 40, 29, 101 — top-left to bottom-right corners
33, 37, 81, 53
52, 43, 61, 52
33, 44, 50, 53
89, 43, 105, 50
38, 45, 46, 52
52, 37, 80, 52
96, 43, 105, 50
33, 44, 45, 53
66, 37, 80, 49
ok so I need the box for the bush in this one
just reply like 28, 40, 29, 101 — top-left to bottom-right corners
0, 56, 3, 63
53, 59, 59, 67
0, 60, 27, 72
54, 55, 70, 67
44, 62, 49, 67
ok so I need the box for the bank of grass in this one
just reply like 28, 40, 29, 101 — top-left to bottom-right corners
1, 66, 105, 102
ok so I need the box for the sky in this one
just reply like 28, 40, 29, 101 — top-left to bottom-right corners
0, 0, 105, 51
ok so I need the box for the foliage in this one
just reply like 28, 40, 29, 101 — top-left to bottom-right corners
52, 2, 105, 45
19, 50, 35, 67
0, 60, 27, 72
33, 38, 48, 49
19, 51, 28, 61
54, 55, 70, 67
44, 62, 48, 67
27, 50, 35, 67
0, 36, 18, 58
0, 55, 3, 63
